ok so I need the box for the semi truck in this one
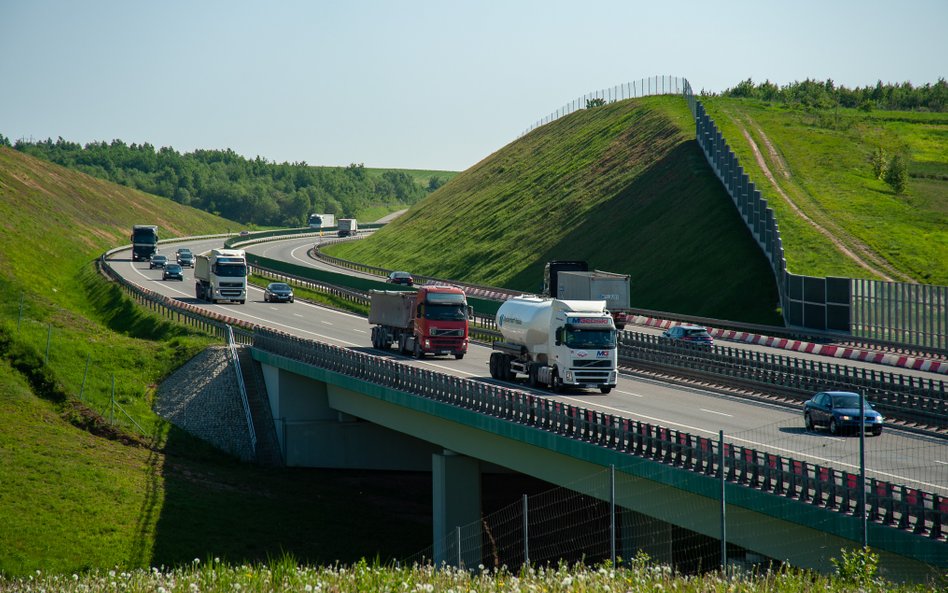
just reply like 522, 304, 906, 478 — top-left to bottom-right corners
308, 213, 335, 229
490, 296, 618, 394
131, 225, 159, 261
337, 218, 358, 237
543, 260, 631, 330
369, 286, 471, 359
194, 248, 247, 304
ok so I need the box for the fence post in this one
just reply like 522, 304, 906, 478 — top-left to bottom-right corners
720, 429, 727, 570
523, 494, 529, 568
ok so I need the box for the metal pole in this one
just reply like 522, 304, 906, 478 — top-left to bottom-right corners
456, 526, 462, 568
859, 392, 868, 548
610, 464, 616, 566
78, 355, 90, 401
719, 430, 727, 569
17, 292, 24, 332
110, 374, 115, 426
44, 324, 52, 364
522, 494, 529, 567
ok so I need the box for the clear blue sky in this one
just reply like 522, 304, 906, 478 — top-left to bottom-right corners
2, 0, 945, 172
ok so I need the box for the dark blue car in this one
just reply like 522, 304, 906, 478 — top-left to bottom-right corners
804, 391, 883, 436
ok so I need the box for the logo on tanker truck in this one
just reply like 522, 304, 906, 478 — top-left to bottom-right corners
497, 314, 524, 328
567, 316, 610, 325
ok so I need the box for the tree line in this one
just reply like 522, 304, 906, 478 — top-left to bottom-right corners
0, 136, 442, 226
718, 78, 947, 112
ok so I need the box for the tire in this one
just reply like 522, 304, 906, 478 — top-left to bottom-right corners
527, 365, 538, 388
804, 412, 814, 432
600, 386, 612, 394
454, 352, 464, 360
414, 341, 423, 359
489, 353, 497, 378
550, 370, 562, 393
872, 426, 883, 436
829, 418, 840, 436
239, 300, 245, 305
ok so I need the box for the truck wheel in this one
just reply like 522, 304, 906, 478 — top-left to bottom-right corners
489, 353, 500, 379
414, 341, 423, 359
454, 352, 464, 360
550, 371, 562, 393
528, 365, 538, 388
600, 386, 612, 394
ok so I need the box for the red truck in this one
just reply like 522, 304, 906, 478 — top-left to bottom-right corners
369, 286, 472, 359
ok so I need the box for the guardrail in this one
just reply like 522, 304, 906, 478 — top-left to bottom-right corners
619, 332, 948, 430
252, 326, 948, 548
227, 326, 256, 456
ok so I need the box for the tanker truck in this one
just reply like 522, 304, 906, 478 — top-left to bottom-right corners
490, 296, 618, 394
194, 248, 247, 304
369, 285, 472, 359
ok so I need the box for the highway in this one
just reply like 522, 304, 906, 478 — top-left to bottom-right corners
108, 236, 948, 495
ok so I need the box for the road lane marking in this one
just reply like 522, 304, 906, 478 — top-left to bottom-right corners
701, 408, 733, 417
616, 389, 644, 398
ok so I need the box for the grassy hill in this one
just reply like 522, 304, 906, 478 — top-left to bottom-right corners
326, 96, 784, 324
699, 99, 948, 285
0, 148, 430, 576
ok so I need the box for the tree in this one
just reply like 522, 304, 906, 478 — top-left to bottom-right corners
585, 98, 606, 108
885, 154, 908, 194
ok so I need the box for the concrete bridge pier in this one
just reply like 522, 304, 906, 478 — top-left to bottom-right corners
433, 450, 482, 568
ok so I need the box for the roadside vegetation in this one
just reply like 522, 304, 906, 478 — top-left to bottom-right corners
1, 549, 939, 593
327, 96, 784, 324
0, 136, 451, 228
702, 81, 947, 285
0, 147, 428, 577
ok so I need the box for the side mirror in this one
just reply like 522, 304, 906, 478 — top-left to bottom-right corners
467, 306, 474, 321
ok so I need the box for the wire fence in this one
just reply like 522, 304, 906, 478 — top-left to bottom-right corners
520, 75, 686, 137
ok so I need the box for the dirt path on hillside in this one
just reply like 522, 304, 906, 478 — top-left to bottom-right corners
732, 113, 900, 282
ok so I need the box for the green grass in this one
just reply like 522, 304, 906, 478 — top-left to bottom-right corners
326, 97, 783, 325
0, 148, 429, 577
1, 551, 939, 593
699, 98, 948, 284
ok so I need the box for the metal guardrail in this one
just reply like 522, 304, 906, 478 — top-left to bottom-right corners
252, 327, 948, 547
227, 326, 256, 456
619, 332, 948, 430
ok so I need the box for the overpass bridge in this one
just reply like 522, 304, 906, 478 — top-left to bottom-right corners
249, 327, 946, 582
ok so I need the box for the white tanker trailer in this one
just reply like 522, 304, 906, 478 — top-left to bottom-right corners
489, 296, 618, 394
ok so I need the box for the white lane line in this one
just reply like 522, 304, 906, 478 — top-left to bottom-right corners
936, 460, 948, 466
616, 389, 644, 398
351, 328, 366, 333
701, 408, 733, 418
294, 313, 304, 318
553, 394, 947, 493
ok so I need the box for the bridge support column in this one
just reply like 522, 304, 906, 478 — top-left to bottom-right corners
620, 508, 673, 567
433, 450, 481, 568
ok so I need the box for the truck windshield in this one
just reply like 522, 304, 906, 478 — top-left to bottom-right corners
425, 303, 468, 321
564, 328, 616, 350
133, 232, 157, 244
213, 264, 247, 277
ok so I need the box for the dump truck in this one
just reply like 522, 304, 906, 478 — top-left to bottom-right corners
337, 218, 358, 237
131, 225, 159, 261
369, 286, 471, 359
490, 296, 617, 393
194, 248, 247, 304
543, 260, 631, 330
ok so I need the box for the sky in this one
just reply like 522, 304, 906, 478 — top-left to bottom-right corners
2, 0, 946, 172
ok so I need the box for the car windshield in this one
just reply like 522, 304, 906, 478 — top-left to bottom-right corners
178, 249, 191, 254
425, 303, 468, 321
564, 328, 616, 349
167, 265, 181, 271
831, 394, 865, 409
684, 328, 710, 337
153, 256, 166, 261
269, 283, 290, 291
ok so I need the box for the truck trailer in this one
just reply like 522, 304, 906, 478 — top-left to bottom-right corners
337, 218, 358, 237
308, 213, 335, 229
556, 270, 631, 330
543, 260, 631, 330
194, 248, 247, 304
490, 296, 617, 393
131, 225, 159, 261
369, 286, 471, 359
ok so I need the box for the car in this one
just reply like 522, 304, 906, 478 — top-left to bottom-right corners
804, 391, 884, 436
176, 248, 194, 267
662, 324, 713, 348
162, 263, 184, 281
264, 282, 294, 303
149, 254, 168, 269
387, 271, 414, 286
239, 230, 250, 236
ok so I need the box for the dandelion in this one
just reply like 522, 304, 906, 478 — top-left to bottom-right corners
561, 576, 573, 587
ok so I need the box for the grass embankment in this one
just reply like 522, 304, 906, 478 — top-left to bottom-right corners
326, 96, 784, 325
0, 148, 429, 576
700, 98, 948, 285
